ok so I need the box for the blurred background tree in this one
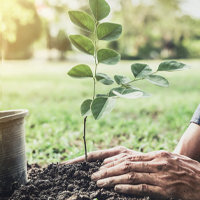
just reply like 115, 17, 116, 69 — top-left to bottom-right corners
0, 0, 200, 60
47, 29, 71, 60
44, 0, 71, 60
0, 0, 42, 59
112, 0, 200, 59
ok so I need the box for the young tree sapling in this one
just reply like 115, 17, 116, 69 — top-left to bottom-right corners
67, 0, 191, 162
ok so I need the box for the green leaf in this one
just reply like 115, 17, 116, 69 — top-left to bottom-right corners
89, 0, 110, 21
109, 87, 125, 97
109, 87, 149, 99
133, 89, 152, 98
96, 73, 114, 85
145, 75, 169, 87
121, 84, 140, 90
113, 89, 143, 99
68, 11, 95, 32
131, 63, 153, 79
114, 75, 130, 85
97, 49, 121, 65
69, 35, 94, 55
91, 97, 116, 120
97, 23, 122, 41
158, 61, 191, 72
121, 85, 152, 98
140, 91, 152, 98
81, 99, 92, 117
96, 94, 109, 98
67, 64, 93, 79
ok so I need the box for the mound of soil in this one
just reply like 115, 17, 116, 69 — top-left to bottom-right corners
4, 161, 176, 200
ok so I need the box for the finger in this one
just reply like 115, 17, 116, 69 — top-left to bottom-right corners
59, 146, 130, 165
92, 161, 157, 181
115, 184, 166, 199
97, 172, 158, 188
101, 155, 134, 170
101, 153, 157, 170
59, 155, 85, 166
103, 150, 141, 164
103, 153, 130, 165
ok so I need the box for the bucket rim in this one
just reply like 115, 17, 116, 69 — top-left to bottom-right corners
0, 109, 29, 123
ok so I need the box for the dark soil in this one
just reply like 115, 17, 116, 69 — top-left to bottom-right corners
2, 161, 176, 200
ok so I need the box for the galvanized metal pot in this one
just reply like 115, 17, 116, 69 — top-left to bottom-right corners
0, 109, 29, 194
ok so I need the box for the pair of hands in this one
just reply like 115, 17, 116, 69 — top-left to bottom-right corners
61, 146, 200, 200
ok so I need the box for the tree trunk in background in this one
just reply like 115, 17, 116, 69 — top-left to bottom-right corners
120, 0, 134, 56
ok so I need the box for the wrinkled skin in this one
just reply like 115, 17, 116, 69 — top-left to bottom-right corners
60, 146, 138, 165
60, 146, 200, 200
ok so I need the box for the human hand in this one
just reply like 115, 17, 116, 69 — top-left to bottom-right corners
59, 146, 140, 165
91, 151, 200, 200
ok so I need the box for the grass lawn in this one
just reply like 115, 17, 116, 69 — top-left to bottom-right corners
1, 58, 200, 165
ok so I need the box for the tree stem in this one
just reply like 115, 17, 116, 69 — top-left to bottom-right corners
83, 116, 88, 162
83, 20, 98, 162
93, 20, 98, 100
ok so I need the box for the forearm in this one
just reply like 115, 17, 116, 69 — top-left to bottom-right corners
174, 123, 200, 162
174, 104, 200, 161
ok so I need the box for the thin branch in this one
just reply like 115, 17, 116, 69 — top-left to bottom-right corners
83, 116, 88, 162
127, 71, 157, 84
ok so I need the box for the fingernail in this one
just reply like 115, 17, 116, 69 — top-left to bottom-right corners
97, 180, 105, 187
91, 172, 100, 180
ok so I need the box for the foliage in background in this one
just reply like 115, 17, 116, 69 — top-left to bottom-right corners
47, 29, 71, 60
114, 0, 200, 59
1, 0, 200, 60
0, 0, 42, 59
43, 0, 72, 60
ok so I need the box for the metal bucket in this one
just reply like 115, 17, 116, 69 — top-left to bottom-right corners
0, 109, 29, 194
